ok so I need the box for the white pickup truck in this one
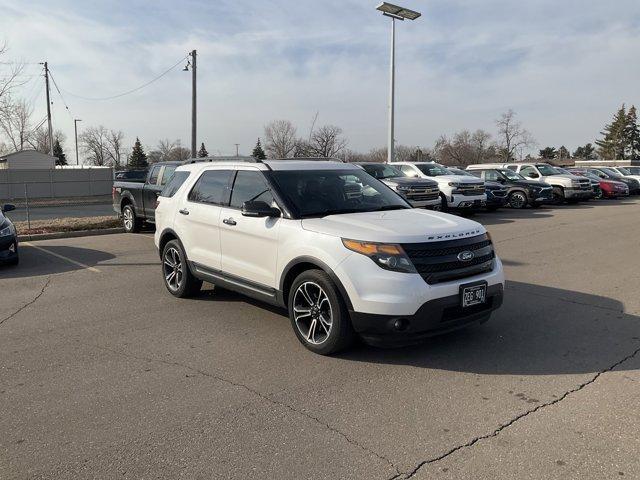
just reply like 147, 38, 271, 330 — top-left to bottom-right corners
391, 162, 486, 211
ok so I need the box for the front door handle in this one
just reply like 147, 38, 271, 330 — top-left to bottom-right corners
223, 217, 237, 226
179, 208, 189, 215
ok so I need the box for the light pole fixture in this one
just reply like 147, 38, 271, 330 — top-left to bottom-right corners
376, 2, 421, 163
74, 119, 82, 165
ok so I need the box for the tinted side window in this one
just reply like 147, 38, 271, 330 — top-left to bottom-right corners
161, 171, 190, 198
148, 165, 161, 184
520, 166, 538, 178
484, 170, 499, 181
230, 171, 274, 209
160, 165, 176, 186
506, 165, 518, 171
188, 170, 232, 205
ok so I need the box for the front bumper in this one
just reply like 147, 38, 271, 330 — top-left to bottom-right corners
350, 283, 504, 347
449, 194, 487, 209
0, 235, 18, 264
407, 197, 441, 209
564, 188, 592, 200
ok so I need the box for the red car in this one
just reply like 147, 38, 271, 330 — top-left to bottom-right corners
567, 169, 629, 199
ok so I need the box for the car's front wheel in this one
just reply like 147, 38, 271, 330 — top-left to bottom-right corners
162, 239, 202, 298
288, 270, 354, 355
508, 191, 528, 209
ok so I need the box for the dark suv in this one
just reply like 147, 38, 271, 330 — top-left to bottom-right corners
0, 204, 18, 265
466, 167, 554, 208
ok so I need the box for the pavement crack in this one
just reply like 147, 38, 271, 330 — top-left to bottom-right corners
401, 341, 640, 479
0, 276, 51, 327
81, 342, 400, 476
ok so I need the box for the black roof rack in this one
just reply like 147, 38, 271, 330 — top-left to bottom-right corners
187, 155, 259, 164
271, 157, 345, 163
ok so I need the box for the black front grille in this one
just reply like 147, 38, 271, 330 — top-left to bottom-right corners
403, 234, 495, 285
456, 184, 485, 196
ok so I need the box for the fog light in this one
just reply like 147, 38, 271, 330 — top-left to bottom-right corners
393, 318, 409, 331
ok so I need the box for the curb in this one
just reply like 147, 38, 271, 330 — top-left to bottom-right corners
19, 228, 125, 242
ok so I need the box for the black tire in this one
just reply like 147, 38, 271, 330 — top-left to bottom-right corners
161, 239, 202, 298
122, 204, 141, 233
508, 190, 528, 209
552, 186, 565, 204
439, 193, 449, 212
288, 269, 355, 355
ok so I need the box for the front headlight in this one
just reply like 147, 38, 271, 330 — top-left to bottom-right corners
342, 239, 416, 273
448, 182, 461, 187
0, 225, 14, 237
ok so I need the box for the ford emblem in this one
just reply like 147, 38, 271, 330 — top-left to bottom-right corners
457, 250, 474, 262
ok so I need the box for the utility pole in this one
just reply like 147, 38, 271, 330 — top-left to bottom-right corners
190, 49, 197, 158
235, 144, 239, 157
43, 61, 54, 156
74, 119, 82, 165
387, 18, 395, 164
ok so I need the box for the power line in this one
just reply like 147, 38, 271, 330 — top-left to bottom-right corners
61, 55, 188, 101
48, 69, 74, 119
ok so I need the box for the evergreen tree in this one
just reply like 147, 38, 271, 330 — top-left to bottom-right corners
252, 138, 267, 160
539, 147, 556, 159
596, 105, 627, 160
197, 142, 209, 158
625, 105, 640, 160
52, 139, 67, 166
128, 137, 148, 170
573, 143, 596, 160
557, 146, 570, 159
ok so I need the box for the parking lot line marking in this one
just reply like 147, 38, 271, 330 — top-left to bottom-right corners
23, 242, 101, 273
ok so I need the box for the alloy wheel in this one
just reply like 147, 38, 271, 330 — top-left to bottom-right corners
163, 247, 183, 292
509, 192, 526, 209
123, 208, 134, 230
293, 282, 333, 345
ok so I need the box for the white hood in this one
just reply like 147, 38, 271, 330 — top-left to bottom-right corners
302, 208, 486, 244
430, 175, 481, 184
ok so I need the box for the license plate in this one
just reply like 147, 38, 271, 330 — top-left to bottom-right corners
461, 283, 487, 308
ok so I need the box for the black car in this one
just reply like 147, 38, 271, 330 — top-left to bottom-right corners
466, 167, 554, 208
446, 168, 508, 211
0, 204, 18, 265
585, 167, 640, 194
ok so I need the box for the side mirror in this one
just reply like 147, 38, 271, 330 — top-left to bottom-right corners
241, 200, 281, 218
527, 172, 538, 179
1, 204, 15, 213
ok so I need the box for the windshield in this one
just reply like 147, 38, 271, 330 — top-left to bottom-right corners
416, 164, 451, 176
627, 167, 640, 175
360, 164, 404, 180
582, 172, 603, 182
497, 169, 524, 181
601, 168, 622, 177
269, 169, 410, 218
615, 167, 631, 175
554, 167, 571, 175
537, 164, 561, 176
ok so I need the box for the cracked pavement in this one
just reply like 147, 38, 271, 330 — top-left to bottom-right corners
1, 199, 639, 479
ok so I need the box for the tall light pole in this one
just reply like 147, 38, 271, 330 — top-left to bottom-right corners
41, 61, 54, 156
184, 50, 197, 158
234, 144, 240, 157
376, 3, 421, 163
74, 119, 82, 165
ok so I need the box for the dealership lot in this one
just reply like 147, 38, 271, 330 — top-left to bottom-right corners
1, 200, 639, 479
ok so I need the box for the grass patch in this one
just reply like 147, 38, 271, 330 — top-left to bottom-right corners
15, 216, 120, 235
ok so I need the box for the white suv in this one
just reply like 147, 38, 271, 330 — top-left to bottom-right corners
154, 159, 505, 355
392, 162, 487, 210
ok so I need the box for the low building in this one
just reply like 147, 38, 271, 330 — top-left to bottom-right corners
0, 150, 56, 170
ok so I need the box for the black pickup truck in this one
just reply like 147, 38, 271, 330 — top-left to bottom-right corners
112, 161, 181, 232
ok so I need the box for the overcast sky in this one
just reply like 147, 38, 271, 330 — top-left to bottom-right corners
2, 0, 639, 158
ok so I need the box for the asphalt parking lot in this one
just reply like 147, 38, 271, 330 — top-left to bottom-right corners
1, 199, 639, 480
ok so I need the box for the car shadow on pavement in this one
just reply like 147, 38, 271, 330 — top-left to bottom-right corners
0, 245, 115, 279
339, 280, 640, 375
473, 208, 554, 226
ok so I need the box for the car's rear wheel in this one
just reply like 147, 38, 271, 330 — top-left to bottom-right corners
162, 239, 202, 298
288, 270, 354, 355
508, 191, 528, 209
122, 204, 141, 233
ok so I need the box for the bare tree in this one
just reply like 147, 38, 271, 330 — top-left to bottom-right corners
79, 126, 110, 166
307, 125, 348, 158
264, 120, 297, 158
106, 130, 125, 168
495, 110, 535, 162
434, 129, 497, 166
0, 41, 25, 103
0, 98, 33, 151
28, 126, 66, 154
148, 139, 190, 162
